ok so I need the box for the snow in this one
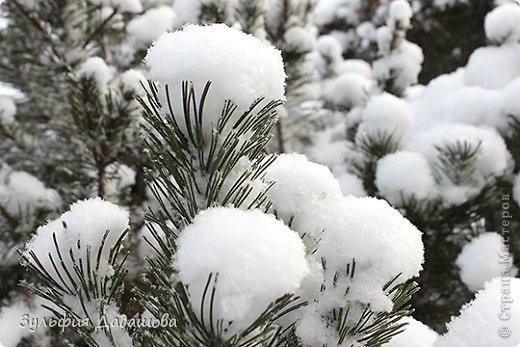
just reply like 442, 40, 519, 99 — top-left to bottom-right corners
172, 0, 201, 27
356, 92, 413, 145
388, 0, 413, 30
337, 171, 366, 197
284, 26, 315, 53
0, 169, 61, 216
104, 163, 136, 201
265, 153, 343, 248
337, 59, 373, 78
408, 124, 511, 205
316, 35, 344, 66
145, 24, 285, 139
514, 172, 520, 206
456, 232, 517, 292
77, 57, 111, 94
317, 196, 424, 312
174, 207, 309, 334
322, 73, 371, 109
126, 6, 175, 49
376, 151, 436, 205
119, 69, 145, 94
464, 45, 520, 89
314, 0, 361, 27
504, 77, 520, 118
484, 3, 520, 44
386, 317, 438, 347
373, 40, 424, 93
23, 197, 129, 288
90, 0, 142, 13
0, 97, 16, 126
0, 299, 48, 347
433, 278, 520, 347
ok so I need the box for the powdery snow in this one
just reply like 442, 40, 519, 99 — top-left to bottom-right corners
77, 57, 111, 94
385, 316, 438, 347
456, 232, 517, 292
0, 170, 61, 216
407, 124, 511, 205
145, 24, 285, 139
356, 92, 413, 145
322, 73, 371, 109
0, 97, 16, 126
484, 3, 520, 44
23, 198, 129, 288
376, 151, 436, 205
433, 278, 520, 347
265, 153, 343, 248
174, 207, 308, 334
126, 6, 175, 49
317, 196, 424, 312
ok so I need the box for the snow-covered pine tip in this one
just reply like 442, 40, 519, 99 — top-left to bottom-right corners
388, 0, 413, 30
376, 151, 436, 205
317, 196, 424, 312
145, 24, 286, 139
22, 197, 129, 290
433, 278, 520, 347
0, 97, 16, 126
174, 207, 309, 335
264, 153, 343, 249
0, 170, 61, 216
456, 232, 517, 292
385, 316, 438, 347
484, 3, 520, 45
356, 92, 413, 147
77, 57, 111, 95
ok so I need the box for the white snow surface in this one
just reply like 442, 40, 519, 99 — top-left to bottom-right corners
0, 170, 61, 216
386, 317, 438, 347
23, 198, 129, 287
78, 57, 111, 94
376, 151, 436, 205
388, 0, 413, 29
356, 92, 412, 145
126, 6, 175, 49
407, 124, 511, 205
433, 278, 520, 347
265, 153, 343, 248
484, 3, 520, 44
456, 232, 517, 292
317, 196, 424, 312
0, 97, 16, 126
145, 24, 285, 139
322, 73, 371, 109
174, 207, 309, 334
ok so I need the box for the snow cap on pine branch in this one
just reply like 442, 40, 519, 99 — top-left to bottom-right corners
265, 153, 343, 248
174, 207, 308, 334
376, 151, 437, 205
386, 316, 438, 347
484, 3, 520, 45
23, 197, 129, 287
433, 278, 520, 347
145, 24, 286, 139
317, 196, 424, 312
0, 97, 16, 126
456, 232, 517, 292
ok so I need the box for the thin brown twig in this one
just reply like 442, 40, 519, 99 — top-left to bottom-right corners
83, 8, 118, 49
